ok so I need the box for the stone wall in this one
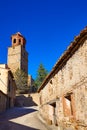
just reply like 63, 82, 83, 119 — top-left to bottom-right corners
8, 45, 21, 73
0, 64, 16, 112
21, 46, 28, 74
15, 93, 40, 107
7, 71, 16, 108
0, 91, 7, 113
39, 36, 87, 129
30, 93, 40, 105
41, 40, 87, 104
0, 65, 8, 94
8, 45, 28, 74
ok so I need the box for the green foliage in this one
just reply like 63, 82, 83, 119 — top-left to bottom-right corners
34, 63, 48, 89
14, 68, 28, 93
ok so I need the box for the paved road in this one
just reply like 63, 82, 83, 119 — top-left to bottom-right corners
0, 106, 49, 130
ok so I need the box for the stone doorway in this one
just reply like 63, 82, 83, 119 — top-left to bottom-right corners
49, 102, 57, 125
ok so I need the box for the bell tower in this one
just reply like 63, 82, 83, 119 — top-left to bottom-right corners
8, 32, 28, 74
11, 32, 26, 48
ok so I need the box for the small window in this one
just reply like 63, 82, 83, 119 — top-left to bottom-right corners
63, 94, 74, 117
13, 39, 16, 43
19, 39, 21, 44
50, 80, 53, 84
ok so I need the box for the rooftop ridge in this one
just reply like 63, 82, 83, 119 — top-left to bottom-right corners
38, 26, 87, 92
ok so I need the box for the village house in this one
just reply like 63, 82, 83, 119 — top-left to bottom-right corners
38, 27, 87, 130
0, 64, 16, 113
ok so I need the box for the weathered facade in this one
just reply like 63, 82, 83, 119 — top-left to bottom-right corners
38, 27, 87, 130
7, 32, 28, 75
0, 64, 16, 113
7, 32, 30, 93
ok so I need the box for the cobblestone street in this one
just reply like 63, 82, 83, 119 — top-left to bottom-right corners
0, 106, 50, 130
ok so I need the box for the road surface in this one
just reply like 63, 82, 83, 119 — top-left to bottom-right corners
0, 106, 49, 130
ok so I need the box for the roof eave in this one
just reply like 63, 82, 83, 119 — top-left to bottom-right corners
38, 26, 87, 93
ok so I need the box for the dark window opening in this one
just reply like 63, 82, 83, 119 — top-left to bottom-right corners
51, 102, 56, 108
50, 80, 53, 84
66, 95, 71, 101
13, 39, 16, 43
19, 39, 21, 44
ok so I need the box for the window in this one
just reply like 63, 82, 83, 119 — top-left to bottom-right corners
50, 80, 53, 84
13, 39, 16, 43
50, 102, 57, 125
19, 39, 21, 44
63, 94, 74, 117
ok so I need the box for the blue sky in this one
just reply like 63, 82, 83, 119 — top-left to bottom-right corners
0, 0, 87, 79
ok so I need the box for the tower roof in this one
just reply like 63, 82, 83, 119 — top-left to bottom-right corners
16, 32, 22, 35
11, 32, 26, 40
11, 32, 26, 47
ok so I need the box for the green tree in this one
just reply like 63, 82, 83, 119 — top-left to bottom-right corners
35, 63, 48, 90
14, 68, 28, 94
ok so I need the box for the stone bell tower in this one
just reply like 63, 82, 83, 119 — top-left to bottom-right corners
7, 32, 28, 74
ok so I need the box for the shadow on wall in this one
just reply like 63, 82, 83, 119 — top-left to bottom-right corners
15, 95, 37, 107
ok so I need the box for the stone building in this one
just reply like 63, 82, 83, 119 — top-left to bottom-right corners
7, 32, 30, 93
38, 27, 87, 130
28, 75, 35, 93
0, 64, 16, 113
28, 75, 34, 87
7, 32, 28, 74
